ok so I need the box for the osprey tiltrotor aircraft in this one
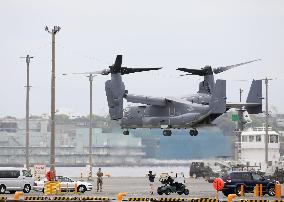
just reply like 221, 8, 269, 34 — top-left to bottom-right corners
92, 55, 262, 136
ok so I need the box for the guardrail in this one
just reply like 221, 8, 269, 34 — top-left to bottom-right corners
1, 183, 282, 202
1, 197, 284, 202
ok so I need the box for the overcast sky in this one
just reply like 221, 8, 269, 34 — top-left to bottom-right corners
0, 0, 283, 118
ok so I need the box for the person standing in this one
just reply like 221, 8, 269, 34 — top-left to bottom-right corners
147, 171, 156, 195
96, 168, 103, 192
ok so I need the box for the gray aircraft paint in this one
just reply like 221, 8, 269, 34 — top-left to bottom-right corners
100, 55, 262, 135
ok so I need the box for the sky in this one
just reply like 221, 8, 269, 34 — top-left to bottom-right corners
0, 0, 284, 118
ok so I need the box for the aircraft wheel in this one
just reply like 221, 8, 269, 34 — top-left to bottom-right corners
189, 130, 195, 136
163, 130, 172, 136
123, 130, 129, 135
194, 130, 198, 136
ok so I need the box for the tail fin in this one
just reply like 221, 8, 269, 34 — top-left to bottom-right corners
245, 79, 262, 114
105, 74, 125, 120
209, 79, 226, 114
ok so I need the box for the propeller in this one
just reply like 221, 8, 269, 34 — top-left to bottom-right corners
212, 59, 261, 74
83, 55, 162, 76
177, 59, 261, 76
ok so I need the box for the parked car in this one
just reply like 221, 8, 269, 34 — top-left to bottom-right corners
0, 167, 34, 194
221, 171, 277, 196
33, 176, 92, 193
206, 170, 227, 183
206, 174, 219, 183
190, 162, 214, 178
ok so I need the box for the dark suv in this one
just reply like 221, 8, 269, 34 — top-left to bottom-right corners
221, 171, 276, 196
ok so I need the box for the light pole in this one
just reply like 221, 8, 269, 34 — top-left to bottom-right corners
239, 88, 243, 102
260, 78, 273, 165
20, 55, 34, 170
87, 74, 95, 180
45, 26, 61, 175
62, 73, 95, 180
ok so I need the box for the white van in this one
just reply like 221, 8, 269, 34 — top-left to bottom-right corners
0, 168, 34, 194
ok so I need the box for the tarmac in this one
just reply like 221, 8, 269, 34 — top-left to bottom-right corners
1, 178, 283, 200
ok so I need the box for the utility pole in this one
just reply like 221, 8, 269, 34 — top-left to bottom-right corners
87, 74, 95, 180
261, 78, 273, 165
239, 88, 243, 102
45, 26, 61, 174
62, 72, 96, 180
20, 55, 34, 170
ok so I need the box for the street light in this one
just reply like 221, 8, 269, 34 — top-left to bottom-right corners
45, 26, 61, 175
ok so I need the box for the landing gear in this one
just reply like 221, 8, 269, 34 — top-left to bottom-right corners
189, 129, 198, 136
163, 129, 172, 136
123, 130, 129, 135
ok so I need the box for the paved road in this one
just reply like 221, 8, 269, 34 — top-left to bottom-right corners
1, 178, 283, 200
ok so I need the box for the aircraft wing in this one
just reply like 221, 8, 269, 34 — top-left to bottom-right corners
125, 94, 196, 106
125, 94, 167, 106
226, 102, 262, 108
165, 96, 194, 105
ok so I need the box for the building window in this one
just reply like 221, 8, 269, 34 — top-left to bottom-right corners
270, 135, 278, 143
242, 136, 248, 142
256, 135, 261, 142
249, 135, 254, 142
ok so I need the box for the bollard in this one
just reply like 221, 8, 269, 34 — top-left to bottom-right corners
228, 194, 237, 202
259, 184, 263, 197
240, 184, 245, 197
74, 183, 78, 194
49, 182, 53, 195
14, 191, 23, 200
81, 172, 83, 181
275, 183, 282, 198
58, 183, 61, 194
254, 184, 259, 197
216, 191, 219, 200
117, 192, 127, 202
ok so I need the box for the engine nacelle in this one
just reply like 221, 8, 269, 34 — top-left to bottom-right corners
105, 79, 125, 120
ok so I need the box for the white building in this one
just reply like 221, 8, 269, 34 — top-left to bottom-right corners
237, 126, 280, 168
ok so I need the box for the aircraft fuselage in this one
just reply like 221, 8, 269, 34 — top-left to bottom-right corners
121, 98, 219, 129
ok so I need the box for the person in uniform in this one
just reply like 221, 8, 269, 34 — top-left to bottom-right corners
96, 168, 103, 192
147, 171, 156, 195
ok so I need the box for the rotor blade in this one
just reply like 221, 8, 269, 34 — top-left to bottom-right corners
213, 59, 261, 74
72, 72, 94, 75
114, 55, 122, 67
72, 69, 110, 75
180, 74, 192, 77
176, 68, 207, 76
120, 67, 162, 75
